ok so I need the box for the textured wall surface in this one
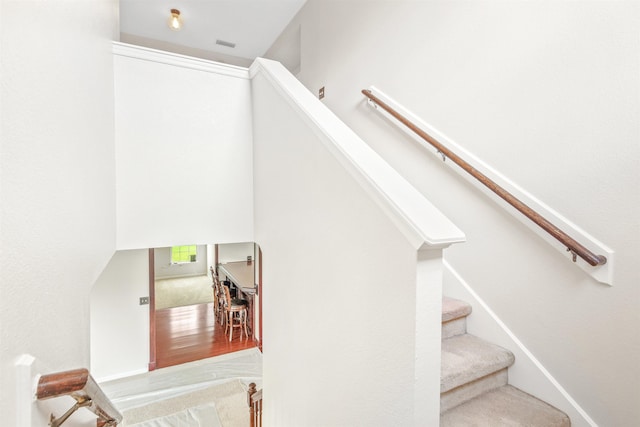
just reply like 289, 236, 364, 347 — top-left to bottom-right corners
267, 1, 640, 425
0, 1, 119, 425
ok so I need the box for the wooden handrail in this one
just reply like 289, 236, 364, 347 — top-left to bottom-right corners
362, 89, 607, 267
247, 382, 263, 427
37, 368, 122, 427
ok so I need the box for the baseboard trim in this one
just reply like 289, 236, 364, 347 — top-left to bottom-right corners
96, 367, 149, 384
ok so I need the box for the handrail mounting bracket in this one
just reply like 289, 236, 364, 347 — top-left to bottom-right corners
49, 398, 92, 427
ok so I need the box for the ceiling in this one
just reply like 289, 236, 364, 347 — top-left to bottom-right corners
119, 0, 306, 63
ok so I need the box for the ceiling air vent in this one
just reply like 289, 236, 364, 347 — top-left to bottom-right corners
216, 39, 236, 48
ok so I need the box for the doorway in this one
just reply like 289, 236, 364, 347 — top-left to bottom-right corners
148, 243, 262, 370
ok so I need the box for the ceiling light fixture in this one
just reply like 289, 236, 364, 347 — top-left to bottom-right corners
168, 9, 182, 31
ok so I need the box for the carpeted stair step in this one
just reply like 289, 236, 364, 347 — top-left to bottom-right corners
441, 333, 515, 412
442, 297, 472, 339
440, 384, 571, 426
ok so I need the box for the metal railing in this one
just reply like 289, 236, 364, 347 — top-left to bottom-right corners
362, 89, 606, 267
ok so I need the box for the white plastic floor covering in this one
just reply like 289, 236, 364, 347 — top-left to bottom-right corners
100, 348, 262, 426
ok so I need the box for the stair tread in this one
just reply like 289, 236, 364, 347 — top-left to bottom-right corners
441, 334, 514, 393
440, 385, 571, 426
442, 297, 472, 323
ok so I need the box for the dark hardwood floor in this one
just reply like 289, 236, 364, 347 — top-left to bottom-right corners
155, 302, 257, 369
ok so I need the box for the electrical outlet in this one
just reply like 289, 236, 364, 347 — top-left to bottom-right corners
139, 296, 150, 305
319, 86, 325, 99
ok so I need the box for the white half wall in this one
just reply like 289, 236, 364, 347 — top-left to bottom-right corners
251, 59, 462, 426
253, 69, 419, 426
1, 2, 118, 426
113, 44, 254, 250
90, 250, 150, 382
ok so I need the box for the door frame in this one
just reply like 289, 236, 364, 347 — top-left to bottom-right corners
257, 246, 263, 352
148, 248, 157, 371
148, 243, 263, 370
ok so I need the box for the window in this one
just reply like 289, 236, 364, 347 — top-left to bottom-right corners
171, 245, 197, 263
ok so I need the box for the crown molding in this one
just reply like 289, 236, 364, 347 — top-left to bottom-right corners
112, 42, 250, 79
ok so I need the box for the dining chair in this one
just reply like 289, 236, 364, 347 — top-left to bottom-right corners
212, 275, 226, 325
222, 285, 249, 341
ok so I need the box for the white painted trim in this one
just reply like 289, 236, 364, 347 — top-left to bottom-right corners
366, 86, 614, 286
94, 367, 149, 384
15, 354, 36, 427
414, 249, 444, 425
250, 58, 466, 250
112, 42, 250, 79
443, 260, 598, 427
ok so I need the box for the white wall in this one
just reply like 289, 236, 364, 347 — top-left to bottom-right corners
0, 1, 118, 425
266, 1, 640, 425
154, 245, 208, 279
114, 45, 254, 250
91, 250, 150, 381
253, 67, 426, 426
217, 242, 255, 263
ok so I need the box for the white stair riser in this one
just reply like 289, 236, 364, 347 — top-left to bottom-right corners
442, 317, 466, 339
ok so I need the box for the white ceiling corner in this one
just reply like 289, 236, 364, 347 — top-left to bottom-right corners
119, 0, 306, 61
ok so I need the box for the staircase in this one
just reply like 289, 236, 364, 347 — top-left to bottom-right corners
440, 297, 571, 426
